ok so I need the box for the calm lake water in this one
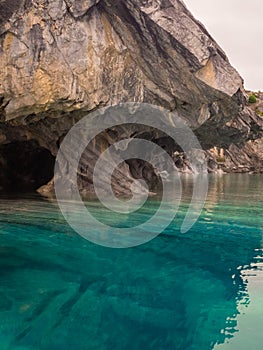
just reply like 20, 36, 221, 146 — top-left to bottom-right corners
0, 174, 263, 350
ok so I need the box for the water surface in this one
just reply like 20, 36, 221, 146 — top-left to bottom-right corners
0, 174, 263, 350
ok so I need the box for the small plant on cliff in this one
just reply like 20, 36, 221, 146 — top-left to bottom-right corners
216, 156, 225, 163
248, 94, 257, 103
256, 109, 263, 117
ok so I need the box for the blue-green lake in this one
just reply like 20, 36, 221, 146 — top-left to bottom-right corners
0, 174, 263, 349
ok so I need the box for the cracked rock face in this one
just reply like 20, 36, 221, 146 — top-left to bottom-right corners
0, 0, 262, 193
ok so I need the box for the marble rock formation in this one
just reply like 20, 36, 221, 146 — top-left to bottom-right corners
0, 0, 262, 193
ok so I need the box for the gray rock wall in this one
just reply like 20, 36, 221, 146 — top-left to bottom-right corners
0, 0, 262, 192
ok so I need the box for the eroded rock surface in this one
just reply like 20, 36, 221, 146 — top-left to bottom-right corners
0, 0, 262, 193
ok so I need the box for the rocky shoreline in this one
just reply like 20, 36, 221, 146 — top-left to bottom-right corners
0, 0, 263, 194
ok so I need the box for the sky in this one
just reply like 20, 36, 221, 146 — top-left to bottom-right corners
183, 0, 263, 91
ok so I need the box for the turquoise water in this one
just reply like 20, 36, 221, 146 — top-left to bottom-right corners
0, 174, 263, 350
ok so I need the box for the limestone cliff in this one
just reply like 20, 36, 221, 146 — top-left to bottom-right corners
0, 0, 262, 193
208, 92, 263, 174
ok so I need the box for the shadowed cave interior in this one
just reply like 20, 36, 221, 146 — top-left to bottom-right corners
0, 124, 192, 195
0, 125, 194, 195
0, 140, 55, 193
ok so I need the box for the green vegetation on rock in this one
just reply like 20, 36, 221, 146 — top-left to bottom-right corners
248, 94, 257, 103
216, 156, 226, 163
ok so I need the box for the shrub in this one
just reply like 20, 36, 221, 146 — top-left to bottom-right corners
248, 94, 257, 103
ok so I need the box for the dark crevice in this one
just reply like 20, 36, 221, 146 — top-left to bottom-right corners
0, 0, 21, 27
0, 140, 55, 193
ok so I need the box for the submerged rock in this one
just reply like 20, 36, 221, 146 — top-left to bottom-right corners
0, 0, 262, 193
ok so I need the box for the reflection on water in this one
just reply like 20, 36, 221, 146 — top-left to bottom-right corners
0, 174, 262, 349
215, 263, 263, 350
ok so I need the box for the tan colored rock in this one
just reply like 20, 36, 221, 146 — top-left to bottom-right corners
0, 0, 262, 193
0, 0, 244, 126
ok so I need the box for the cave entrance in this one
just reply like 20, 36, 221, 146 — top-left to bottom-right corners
0, 140, 55, 193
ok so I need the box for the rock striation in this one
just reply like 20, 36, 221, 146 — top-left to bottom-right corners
0, 0, 262, 193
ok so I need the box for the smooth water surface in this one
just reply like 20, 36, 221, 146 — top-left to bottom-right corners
0, 174, 263, 350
